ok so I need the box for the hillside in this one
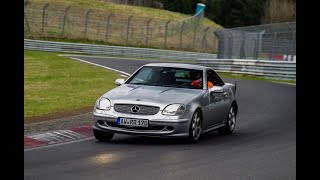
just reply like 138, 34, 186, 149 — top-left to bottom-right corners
25, 0, 222, 53
28, 0, 221, 28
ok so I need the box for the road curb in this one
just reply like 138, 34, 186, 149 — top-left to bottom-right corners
24, 125, 93, 150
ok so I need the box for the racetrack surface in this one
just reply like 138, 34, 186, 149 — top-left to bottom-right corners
24, 56, 296, 180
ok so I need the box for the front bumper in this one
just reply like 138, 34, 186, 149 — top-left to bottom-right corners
92, 109, 191, 138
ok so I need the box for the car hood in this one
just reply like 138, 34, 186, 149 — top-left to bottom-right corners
102, 84, 203, 109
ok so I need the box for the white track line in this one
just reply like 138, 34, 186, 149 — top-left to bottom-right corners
59, 54, 161, 62
65, 56, 131, 77
271, 81, 296, 86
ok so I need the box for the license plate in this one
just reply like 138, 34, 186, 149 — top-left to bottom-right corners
117, 117, 149, 127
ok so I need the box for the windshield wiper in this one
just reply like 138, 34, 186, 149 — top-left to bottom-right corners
130, 82, 149, 85
163, 82, 190, 88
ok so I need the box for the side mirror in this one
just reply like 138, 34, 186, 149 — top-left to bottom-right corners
115, 78, 125, 86
209, 86, 224, 95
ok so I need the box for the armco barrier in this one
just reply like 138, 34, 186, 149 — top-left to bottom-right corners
197, 59, 296, 80
24, 39, 217, 60
24, 39, 295, 81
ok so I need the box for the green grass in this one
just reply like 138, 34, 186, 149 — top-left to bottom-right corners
24, 50, 122, 120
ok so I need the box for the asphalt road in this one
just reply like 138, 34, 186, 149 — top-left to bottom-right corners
24, 56, 296, 180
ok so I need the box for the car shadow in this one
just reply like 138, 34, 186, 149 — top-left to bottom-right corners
94, 131, 246, 146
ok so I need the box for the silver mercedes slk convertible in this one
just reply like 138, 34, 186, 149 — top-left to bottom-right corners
92, 63, 238, 143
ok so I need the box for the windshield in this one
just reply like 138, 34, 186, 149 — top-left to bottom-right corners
127, 66, 203, 89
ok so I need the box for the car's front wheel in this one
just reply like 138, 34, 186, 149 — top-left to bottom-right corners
188, 110, 202, 143
218, 105, 236, 135
93, 129, 114, 142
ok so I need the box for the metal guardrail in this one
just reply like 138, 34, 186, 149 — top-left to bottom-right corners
198, 59, 295, 80
24, 39, 217, 60
24, 39, 295, 81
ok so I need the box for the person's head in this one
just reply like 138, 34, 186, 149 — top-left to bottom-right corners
190, 71, 202, 80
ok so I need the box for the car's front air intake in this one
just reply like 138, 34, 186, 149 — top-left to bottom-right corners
114, 104, 160, 115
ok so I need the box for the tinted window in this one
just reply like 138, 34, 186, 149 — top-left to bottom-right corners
207, 69, 224, 86
127, 66, 203, 89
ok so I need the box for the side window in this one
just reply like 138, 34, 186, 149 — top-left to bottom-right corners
212, 71, 224, 86
207, 70, 224, 86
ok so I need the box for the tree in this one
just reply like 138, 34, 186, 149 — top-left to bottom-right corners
208, 0, 265, 28
262, 0, 296, 24
161, 0, 201, 14
161, 0, 267, 27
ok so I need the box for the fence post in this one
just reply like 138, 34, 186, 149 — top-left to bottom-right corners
227, 31, 233, 59
179, 22, 186, 49
106, 13, 113, 43
45, 10, 48, 27
41, 3, 49, 35
213, 32, 217, 53
61, 6, 71, 38
252, 39, 257, 59
24, 8, 31, 35
84, 9, 92, 39
126, 16, 133, 45
291, 31, 296, 61
146, 18, 152, 46
201, 27, 210, 50
131, 22, 134, 38
270, 32, 277, 60
193, 25, 198, 48
163, 20, 170, 48
254, 33, 260, 59
239, 31, 246, 59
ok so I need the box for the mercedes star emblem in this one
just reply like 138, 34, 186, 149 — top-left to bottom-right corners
131, 105, 140, 113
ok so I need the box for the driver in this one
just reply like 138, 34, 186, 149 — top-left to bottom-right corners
190, 72, 203, 89
190, 71, 214, 89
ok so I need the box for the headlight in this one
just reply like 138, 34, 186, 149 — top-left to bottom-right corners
162, 104, 186, 116
96, 98, 111, 110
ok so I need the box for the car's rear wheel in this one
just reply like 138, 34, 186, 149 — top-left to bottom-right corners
188, 110, 202, 143
93, 129, 114, 142
218, 105, 236, 135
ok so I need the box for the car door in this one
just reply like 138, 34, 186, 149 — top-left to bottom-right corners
206, 69, 229, 126
213, 70, 232, 120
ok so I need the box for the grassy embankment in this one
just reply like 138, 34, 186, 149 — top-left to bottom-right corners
24, 50, 121, 122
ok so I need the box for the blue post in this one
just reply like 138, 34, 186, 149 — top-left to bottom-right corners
195, 3, 206, 17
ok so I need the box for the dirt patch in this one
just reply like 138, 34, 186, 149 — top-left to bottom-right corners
25, 106, 94, 124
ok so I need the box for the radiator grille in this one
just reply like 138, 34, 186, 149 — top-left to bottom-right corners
114, 104, 160, 115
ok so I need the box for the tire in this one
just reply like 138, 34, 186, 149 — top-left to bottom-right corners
218, 105, 236, 135
93, 129, 114, 142
187, 110, 202, 143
